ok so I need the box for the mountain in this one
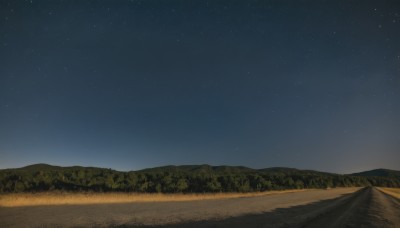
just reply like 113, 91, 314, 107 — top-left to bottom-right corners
13, 163, 62, 172
137, 165, 336, 176
258, 167, 334, 176
1, 163, 112, 173
139, 164, 256, 175
351, 169, 400, 178
3, 164, 399, 178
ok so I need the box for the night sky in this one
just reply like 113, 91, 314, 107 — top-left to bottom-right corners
1, 0, 399, 173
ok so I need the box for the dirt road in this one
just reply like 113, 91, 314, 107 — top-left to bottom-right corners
301, 187, 400, 228
0, 187, 399, 227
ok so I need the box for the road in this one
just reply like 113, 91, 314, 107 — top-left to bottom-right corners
0, 187, 399, 227
301, 187, 400, 228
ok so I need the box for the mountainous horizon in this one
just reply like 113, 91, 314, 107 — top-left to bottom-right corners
3, 163, 399, 177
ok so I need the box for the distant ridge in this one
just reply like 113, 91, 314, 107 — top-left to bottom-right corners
20, 163, 61, 171
3, 163, 399, 176
139, 164, 256, 174
3, 163, 116, 173
351, 169, 400, 178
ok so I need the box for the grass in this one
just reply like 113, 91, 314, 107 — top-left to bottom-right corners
378, 187, 400, 199
0, 189, 308, 207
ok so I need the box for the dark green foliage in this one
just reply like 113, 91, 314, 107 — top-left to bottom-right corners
0, 164, 399, 193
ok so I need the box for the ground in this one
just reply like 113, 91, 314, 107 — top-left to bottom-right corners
0, 187, 399, 227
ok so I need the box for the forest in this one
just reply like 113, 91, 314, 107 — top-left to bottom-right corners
1, 164, 399, 193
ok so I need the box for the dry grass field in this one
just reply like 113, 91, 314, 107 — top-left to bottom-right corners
378, 187, 400, 199
0, 189, 306, 207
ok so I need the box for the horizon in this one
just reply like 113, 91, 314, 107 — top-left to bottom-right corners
1, 162, 397, 175
1, 0, 400, 174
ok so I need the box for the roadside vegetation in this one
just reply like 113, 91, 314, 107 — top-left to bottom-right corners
0, 189, 312, 207
378, 188, 400, 199
0, 164, 399, 193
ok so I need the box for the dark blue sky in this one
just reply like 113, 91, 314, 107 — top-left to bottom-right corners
1, 0, 399, 173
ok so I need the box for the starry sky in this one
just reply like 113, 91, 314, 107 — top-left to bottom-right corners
1, 0, 399, 173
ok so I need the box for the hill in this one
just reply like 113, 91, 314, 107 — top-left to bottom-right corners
351, 169, 400, 178
139, 164, 256, 175
258, 167, 333, 176
0, 164, 399, 193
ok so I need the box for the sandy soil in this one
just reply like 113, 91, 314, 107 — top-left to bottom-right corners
0, 188, 362, 227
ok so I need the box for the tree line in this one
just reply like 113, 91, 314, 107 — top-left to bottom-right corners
0, 164, 399, 193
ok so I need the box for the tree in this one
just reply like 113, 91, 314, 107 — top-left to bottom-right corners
206, 177, 222, 192
176, 178, 188, 192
